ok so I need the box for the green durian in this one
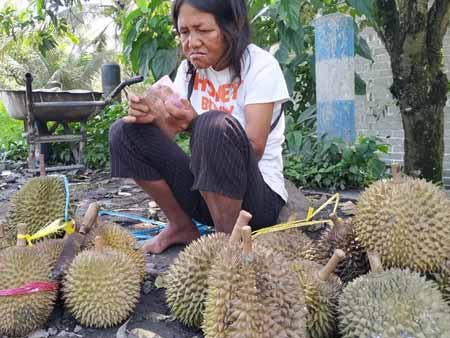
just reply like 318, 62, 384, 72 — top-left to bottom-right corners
163, 232, 230, 328
0, 246, 57, 337
310, 215, 369, 284
293, 250, 344, 338
339, 253, 450, 338
33, 238, 65, 271
203, 226, 307, 338
254, 227, 316, 262
88, 221, 146, 280
63, 237, 141, 328
6, 176, 69, 244
354, 175, 450, 272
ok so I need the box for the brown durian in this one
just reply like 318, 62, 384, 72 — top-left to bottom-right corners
88, 221, 146, 280
203, 224, 307, 338
6, 176, 69, 243
431, 260, 450, 305
293, 250, 344, 338
310, 214, 369, 284
339, 252, 450, 338
0, 226, 57, 337
63, 236, 141, 328
254, 227, 316, 262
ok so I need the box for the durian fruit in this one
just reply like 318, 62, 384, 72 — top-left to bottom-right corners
353, 168, 450, 272
162, 211, 251, 328
254, 227, 316, 262
87, 221, 146, 280
430, 260, 450, 305
338, 252, 450, 338
163, 232, 230, 327
310, 214, 369, 284
6, 176, 69, 242
203, 224, 307, 338
0, 224, 57, 337
293, 250, 344, 338
33, 238, 66, 271
63, 236, 141, 328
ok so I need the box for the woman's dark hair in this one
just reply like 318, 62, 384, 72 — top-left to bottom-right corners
172, 0, 250, 80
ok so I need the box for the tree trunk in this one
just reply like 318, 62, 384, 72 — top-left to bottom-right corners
373, 0, 450, 183
401, 103, 445, 182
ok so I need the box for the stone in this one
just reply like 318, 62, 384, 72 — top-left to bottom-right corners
277, 179, 311, 223
27, 329, 49, 338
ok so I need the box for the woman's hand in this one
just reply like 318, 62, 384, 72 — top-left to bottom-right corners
165, 98, 198, 133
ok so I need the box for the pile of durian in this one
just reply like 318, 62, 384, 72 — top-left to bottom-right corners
0, 177, 145, 337
160, 166, 450, 338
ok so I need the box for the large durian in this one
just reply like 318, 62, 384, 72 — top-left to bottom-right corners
339, 252, 450, 338
87, 221, 146, 280
6, 176, 69, 244
354, 168, 450, 272
161, 211, 251, 328
163, 232, 230, 327
293, 250, 344, 338
310, 214, 369, 284
0, 243, 57, 337
254, 227, 316, 262
63, 236, 141, 328
203, 225, 307, 338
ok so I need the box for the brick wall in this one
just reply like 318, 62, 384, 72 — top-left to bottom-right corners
355, 28, 450, 186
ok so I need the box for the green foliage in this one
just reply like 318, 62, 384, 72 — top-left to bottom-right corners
121, 0, 177, 82
283, 114, 389, 191
0, 100, 27, 160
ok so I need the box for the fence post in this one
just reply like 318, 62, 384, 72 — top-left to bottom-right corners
314, 13, 356, 143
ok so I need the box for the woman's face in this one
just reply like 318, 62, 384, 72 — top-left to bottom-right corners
178, 3, 226, 70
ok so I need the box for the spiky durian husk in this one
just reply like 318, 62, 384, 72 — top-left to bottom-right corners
87, 222, 146, 280
310, 222, 369, 284
339, 268, 450, 338
6, 176, 68, 240
163, 233, 229, 328
0, 247, 57, 337
203, 243, 307, 338
33, 238, 65, 271
431, 260, 450, 305
254, 228, 316, 262
293, 260, 342, 338
354, 177, 450, 272
63, 247, 141, 328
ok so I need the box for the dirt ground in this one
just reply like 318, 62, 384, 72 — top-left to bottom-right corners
0, 161, 358, 338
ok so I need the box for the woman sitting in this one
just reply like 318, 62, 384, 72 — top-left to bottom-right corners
109, 0, 289, 254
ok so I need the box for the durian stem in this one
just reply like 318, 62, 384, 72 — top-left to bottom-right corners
318, 249, 345, 281
39, 154, 46, 177
16, 223, 28, 247
367, 251, 383, 272
94, 236, 104, 252
0, 223, 4, 238
391, 163, 401, 183
79, 202, 100, 234
241, 226, 253, 255
230, 210, 252, 243
329, 213, 345, 232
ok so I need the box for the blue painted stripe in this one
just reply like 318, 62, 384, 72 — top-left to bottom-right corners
314, 15, 354, 62
317, 100, 356, 143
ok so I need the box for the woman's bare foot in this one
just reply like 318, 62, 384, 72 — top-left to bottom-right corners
142, 222, 200, 254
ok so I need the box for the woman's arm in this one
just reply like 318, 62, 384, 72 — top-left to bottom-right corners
245, 102, 274, 161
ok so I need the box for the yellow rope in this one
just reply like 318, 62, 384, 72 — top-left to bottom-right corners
252, 193, 340, 238
17, 219, 75, 246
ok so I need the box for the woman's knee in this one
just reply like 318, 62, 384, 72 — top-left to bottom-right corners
193, 110, 247, 146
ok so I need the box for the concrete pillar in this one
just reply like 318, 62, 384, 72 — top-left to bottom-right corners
314, 13, 356, 143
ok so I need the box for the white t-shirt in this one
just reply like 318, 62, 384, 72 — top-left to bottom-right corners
174, 44, 289, 202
